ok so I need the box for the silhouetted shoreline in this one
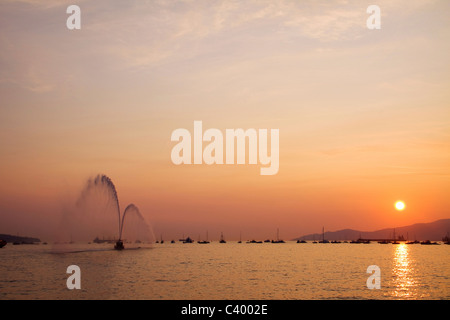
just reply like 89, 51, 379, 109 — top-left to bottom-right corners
294, 219, 450, 242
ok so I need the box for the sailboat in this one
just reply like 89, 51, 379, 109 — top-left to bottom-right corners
350, 233, 362, 243
319, 227, 329, 243
406, 233, 419, 244
392, 229, 399, 244
272, 228, 285, 243
420, 240, 440, 245
246, 239, 263, 243
198, 231, 210, 244
182, 236, 194, 243
220, 232, 226, 243
238, 232, 242, 243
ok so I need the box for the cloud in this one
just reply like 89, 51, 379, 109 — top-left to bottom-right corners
1, 0, 87, 9
0, 0, 447, 91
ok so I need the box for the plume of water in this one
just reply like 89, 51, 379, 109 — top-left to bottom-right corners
55, 174, 154, 249
121, 204, 155, 245
76, 174, 121, 237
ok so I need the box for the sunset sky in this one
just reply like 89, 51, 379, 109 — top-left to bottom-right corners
0, 0, 449, 241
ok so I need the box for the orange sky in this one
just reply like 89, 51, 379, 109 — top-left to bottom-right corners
0, 0, 449, 241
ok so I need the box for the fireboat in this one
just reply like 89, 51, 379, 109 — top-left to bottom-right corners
114, 239, 124, 250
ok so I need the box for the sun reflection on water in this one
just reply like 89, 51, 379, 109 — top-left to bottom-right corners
391, 243, 418, 298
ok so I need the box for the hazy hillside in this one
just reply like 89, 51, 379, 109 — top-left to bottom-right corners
293, 219, 450, 241
0, 234, 41, 244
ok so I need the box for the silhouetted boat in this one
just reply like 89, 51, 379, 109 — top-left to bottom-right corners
420, 240, 439, 245
319, 227, 329, 243
246, 240, 263, 244
272, 228, 285, 243
351, 233, 364, 244
331, 240, 341, 244
114, 240, 124, 250
171, 240, 175, 243
353, 239, 370, 244
297, 240, 306, 243
182, 237, 194, 243
219, 232, 226, 243
93, 236, 115, 244
405, 233, 418, 244
0, 240, 7, 248
392, 229, 400, 244
198, 231, 210, 244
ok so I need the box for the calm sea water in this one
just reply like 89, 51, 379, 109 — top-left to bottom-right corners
1, 242, 448, 300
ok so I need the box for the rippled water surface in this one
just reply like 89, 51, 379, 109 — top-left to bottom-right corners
1, 242, 448, 299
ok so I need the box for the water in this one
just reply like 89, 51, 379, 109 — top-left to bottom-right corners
121, 204, 154, 244
56, 174, 154, 246
1, 242, 448, 300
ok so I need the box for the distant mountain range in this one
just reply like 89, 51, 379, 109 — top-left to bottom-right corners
293, 219, 450, 241
0, 234, 41, 244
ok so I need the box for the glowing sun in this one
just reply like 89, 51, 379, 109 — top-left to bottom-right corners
395, 201, 405, 211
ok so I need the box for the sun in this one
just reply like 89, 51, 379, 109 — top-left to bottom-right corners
395, 201, 405, 211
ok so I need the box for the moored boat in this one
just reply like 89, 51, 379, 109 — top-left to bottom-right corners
219, 232, 226, 243
420, 240, 440, 245
182, 237, 194, 243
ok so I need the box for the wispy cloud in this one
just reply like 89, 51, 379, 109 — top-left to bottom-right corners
0, 0, 447, 91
